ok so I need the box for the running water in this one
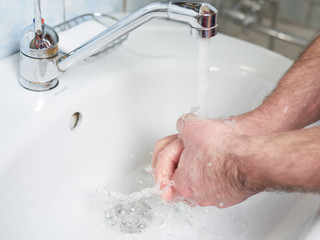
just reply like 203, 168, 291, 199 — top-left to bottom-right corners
196, 38, 212, 118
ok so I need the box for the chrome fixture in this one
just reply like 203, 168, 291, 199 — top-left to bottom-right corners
19, 1, 218, 91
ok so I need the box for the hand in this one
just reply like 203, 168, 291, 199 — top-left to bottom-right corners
152, 114, 259, 208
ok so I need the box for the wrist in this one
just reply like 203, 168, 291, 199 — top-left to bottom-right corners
229, 107, 291, 136
232, 135, 269, 193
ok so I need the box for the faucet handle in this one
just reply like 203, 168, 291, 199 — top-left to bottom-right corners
20, 21, 59, 59
19, 0, 60, 91
19, 20, 60, 91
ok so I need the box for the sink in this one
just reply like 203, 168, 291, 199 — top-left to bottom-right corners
0, 18, 319, 240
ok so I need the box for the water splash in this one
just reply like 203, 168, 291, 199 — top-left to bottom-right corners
77, 162, 249, 240
100, 176, 175, 234
102, 181, 174, 206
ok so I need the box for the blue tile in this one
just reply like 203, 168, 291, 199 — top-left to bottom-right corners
126, 0, 157, 12
125, 0, 219, 12
65, 0, 123, 19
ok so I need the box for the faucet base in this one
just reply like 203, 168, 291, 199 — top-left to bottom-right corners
19, 76, 59, 92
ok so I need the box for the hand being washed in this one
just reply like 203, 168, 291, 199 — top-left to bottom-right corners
152, 36, 320, 207
152, 114, 260, 208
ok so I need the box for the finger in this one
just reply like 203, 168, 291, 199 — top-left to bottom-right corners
152, 134, 178, 174
176, 113, 197, 135
155, 139, 184, 189
162, 186, 174, 202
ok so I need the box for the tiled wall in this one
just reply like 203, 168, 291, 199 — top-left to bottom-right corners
125, 0, 216, 12
64, 0, 122, 19
278, 0, 320, 29
125, 0, 320, 30
125, 0, 165, 12
125, 0, 319, 60
0, 0, 123, 60
1, 0, 319, 60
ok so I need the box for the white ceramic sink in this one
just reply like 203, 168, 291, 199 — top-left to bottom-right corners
0, 18, 319, 240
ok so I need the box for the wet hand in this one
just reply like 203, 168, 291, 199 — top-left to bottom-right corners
152, 114, 257, 208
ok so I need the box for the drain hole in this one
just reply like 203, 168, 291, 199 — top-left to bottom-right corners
105, 201, 153, 233
69, 112, 82, 131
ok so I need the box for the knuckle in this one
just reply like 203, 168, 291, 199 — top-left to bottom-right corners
157, 149, 166, 160
155, 139, 165, 149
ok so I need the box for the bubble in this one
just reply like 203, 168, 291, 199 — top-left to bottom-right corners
144, 165, 152, 174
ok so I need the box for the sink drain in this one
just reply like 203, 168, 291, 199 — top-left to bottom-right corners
105, 201, 153, 233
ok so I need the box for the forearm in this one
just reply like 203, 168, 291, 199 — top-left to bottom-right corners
234, 37, 320, 135
239, 126, 320, 192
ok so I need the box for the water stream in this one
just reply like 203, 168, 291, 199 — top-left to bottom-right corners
196, 38, 212, 118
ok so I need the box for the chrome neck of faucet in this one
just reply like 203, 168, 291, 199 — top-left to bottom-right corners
57, 2, 218, 72
57, 2, 169, 72
34, 0, 43, 35
19, 1, 218, 91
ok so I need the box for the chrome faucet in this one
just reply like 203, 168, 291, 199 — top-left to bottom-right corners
19, 1, 218, 91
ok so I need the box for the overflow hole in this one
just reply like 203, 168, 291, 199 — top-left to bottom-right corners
70, 112, 82, 131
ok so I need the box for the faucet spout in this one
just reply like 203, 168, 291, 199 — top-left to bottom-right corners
57, 1, 218, 72
19, 1, 218, 91
168, 2, 218, 38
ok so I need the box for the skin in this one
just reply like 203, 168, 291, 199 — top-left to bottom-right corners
152, 36, 320, 208
234, 36, 320, 135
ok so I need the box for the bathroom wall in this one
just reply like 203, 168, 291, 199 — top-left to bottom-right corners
124, 0, 320, 60
0, 0, 123, 60
125, 0, 162, 12
277, 0, 320, 29
1, 0, 319, 60
125, 0, 217, 12
125, 0, 320, 30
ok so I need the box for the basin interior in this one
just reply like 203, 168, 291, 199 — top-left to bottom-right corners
0, 19, 319, 240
